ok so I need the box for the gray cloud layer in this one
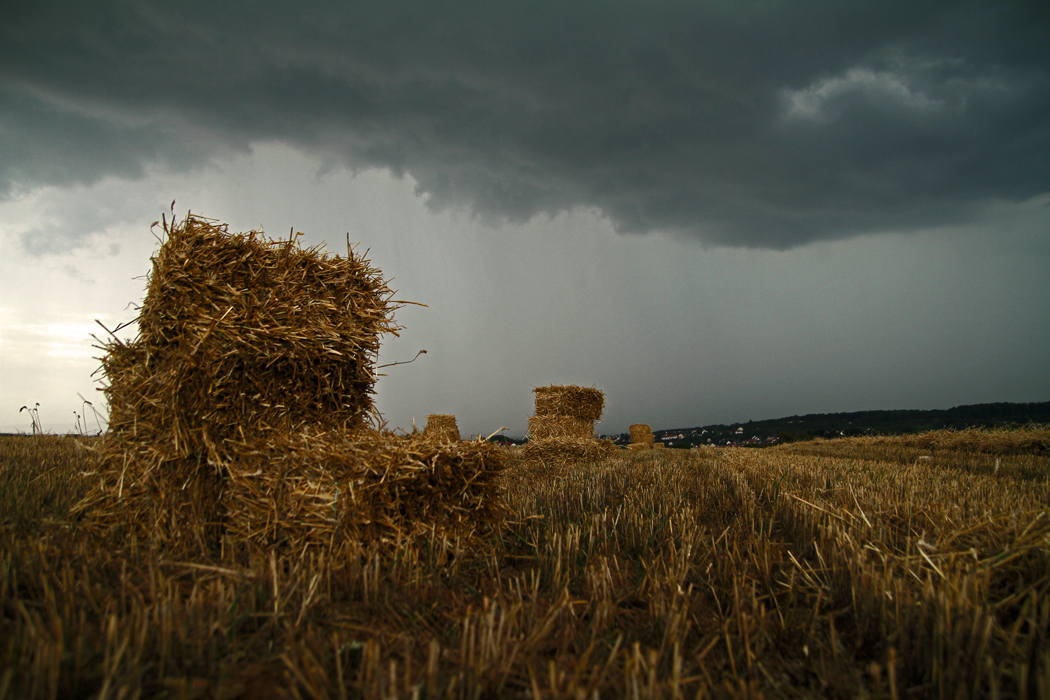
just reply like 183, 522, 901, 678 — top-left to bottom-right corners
2, 1, 1048, 247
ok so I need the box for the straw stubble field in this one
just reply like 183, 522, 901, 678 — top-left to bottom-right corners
2, 427, 1049, 699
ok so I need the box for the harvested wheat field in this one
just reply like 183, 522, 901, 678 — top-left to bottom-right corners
3, 426, 1050, 699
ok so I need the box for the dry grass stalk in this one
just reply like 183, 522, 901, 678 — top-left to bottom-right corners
528, 415, 594, 440
629, 423, 654, 444
533, 385, 605, 420
423, 414, 460, 442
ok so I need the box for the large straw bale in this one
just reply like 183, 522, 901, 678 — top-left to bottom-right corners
522, 437, 617, 468
528, 415, 594, 441
424, 414, 460, 442
533, 385, 604, 420
101, 214, 401, 464
80, 214, 406, 553
629, 424, 655, 445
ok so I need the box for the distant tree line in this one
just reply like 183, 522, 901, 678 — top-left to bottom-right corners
647, 401, 1050, 447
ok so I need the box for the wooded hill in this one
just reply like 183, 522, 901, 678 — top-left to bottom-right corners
644, 400, 1050, 447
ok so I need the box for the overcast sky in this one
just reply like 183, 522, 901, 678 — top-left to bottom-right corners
1, 1, 1048, 437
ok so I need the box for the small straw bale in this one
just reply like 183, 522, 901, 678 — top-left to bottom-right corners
78, 443, 227, 555
629, 424, 655, 445
522, 437, 617, 468
424, 414, 460, 442
224, 430, 507, 550
653, 442, 666, 449
626, 442, 652, 451
533, 385, 605, 420
528, 415, 594, 441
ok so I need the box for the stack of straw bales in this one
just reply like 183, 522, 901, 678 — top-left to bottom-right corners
524, 385, 615, 466
78, 214, 507, 555
424, 414, 460, 442
627, 423, 655, 451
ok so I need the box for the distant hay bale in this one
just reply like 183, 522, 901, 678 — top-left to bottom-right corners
533, 385, 605, 420
521, 384, 608, 468
653, 442, 666, 449
76, 214, 506, 555
626, 443, 652, 451
528, 415, 594, 441
424, 414, 460, 442
522, 437, 617, 468
629, 424, 654, 444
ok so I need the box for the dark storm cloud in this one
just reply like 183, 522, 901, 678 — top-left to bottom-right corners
2, 1, 1048, 247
